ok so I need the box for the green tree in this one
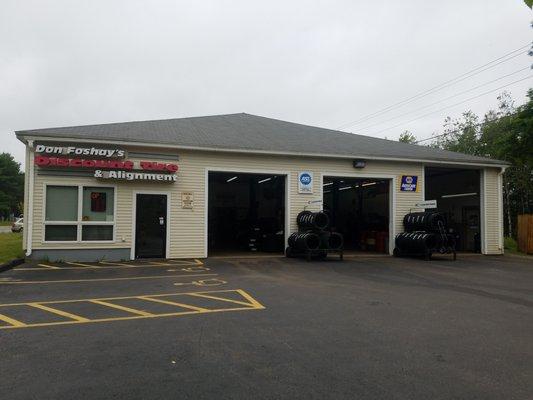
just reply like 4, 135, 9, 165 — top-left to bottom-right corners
480, 90, 533, 236
0, 153, 24, 220
398, 130, 417, 144
431, 90, 533, 238
432, 111, 482, 155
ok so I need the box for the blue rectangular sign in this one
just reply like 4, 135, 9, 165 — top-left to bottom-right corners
400, 175, 418, 192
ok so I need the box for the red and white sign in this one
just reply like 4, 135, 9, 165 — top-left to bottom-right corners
34, 155, 179, 183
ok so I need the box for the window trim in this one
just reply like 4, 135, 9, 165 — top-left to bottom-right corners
42, 183, 117, 244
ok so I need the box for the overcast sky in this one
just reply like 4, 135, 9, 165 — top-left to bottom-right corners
1, 0, 531, 167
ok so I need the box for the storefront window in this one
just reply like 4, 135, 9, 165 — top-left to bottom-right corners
82, 187, 114, 222
45, 186, 78, 221
82, 225, 113, 241
44, 225, 77, 241
44, 185, 115, 242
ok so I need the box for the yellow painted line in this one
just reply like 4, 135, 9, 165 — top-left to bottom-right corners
38, 264, 60, 269
0, 290, 264, 330
0, 313, 27, 327
0, 306, 260, 330
90, 300, 154, 317
17, 260, 204, 271
99, 261, 132, 267
139, 296, 210, 312
0, 289, 250, 308
0, 273, 217, 285
66, 262, 101, 268
18, 263, 190, 271
186, 291, 256, 307
163, 259, 204, 266
234, 289, 266, 309
28, 303, 90, 322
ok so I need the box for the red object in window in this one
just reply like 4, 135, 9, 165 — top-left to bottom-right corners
91, 192, 106, 212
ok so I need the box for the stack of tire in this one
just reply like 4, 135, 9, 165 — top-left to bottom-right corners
286, 210, 344, 259
394, 211, 456, 260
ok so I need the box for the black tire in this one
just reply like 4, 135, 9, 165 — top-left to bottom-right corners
285, 246, 294, 258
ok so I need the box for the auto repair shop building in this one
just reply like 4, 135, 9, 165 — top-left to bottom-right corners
16, 113, 507, 261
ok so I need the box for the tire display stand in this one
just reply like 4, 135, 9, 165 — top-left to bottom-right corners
286, 246, 344, 261
286, 211, 344, 261
394, 211, 457, 261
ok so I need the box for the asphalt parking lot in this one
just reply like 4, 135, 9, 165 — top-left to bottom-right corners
0, 254, 532, 400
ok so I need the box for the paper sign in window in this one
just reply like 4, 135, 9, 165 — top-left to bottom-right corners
91, 192, 107, 212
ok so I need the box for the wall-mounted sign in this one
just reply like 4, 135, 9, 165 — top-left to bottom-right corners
400, 175, 418, 192
298, 171, 313, 194
34, 154, 179, 183
181, 192, 194, 209
35, 145, 125, 158
415, 200, 437, 209
94, 170, 177, 182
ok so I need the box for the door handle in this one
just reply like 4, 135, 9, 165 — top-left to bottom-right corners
159, 217, 165, 225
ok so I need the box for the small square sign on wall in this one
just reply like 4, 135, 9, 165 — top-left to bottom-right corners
399, 175, 418, 192
298, 171, 313, 194
181, 192, 194, 209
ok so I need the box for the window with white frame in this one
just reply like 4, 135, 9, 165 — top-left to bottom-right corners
44, 185, 115, 242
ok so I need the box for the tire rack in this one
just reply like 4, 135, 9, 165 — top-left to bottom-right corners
286, 211, 344, 261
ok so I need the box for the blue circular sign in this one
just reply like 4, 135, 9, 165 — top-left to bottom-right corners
300, 173, 312, 185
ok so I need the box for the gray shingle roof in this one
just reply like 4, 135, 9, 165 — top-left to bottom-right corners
16, 113, 507, 166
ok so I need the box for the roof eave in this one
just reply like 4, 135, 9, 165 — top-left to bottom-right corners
15, 132, 510, 168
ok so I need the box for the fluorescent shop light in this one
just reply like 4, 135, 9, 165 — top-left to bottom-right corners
323, 182, 333, 186
258, 177, 271, 184
442, 192, 477, 198
362, 182, 377, 187
339, 186, 353, 191
226, 176, 238, 182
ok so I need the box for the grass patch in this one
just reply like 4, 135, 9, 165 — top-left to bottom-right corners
504, 237, 518, 252
0, 221, 13, 226
0, 232, 24, 264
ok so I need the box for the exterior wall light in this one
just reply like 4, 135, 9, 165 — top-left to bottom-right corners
353, 159, 366, 168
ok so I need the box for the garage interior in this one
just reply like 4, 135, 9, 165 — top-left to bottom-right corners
323, 177, 390, 253
425, 167, 481, 252
208, 172, 286, 255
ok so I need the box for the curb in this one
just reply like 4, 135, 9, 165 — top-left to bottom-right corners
0, 258, 25, 273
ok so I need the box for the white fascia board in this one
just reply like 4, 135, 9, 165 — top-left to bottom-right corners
18, 134, 510, 169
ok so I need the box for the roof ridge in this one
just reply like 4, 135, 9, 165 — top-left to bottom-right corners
15, 112, 246, 134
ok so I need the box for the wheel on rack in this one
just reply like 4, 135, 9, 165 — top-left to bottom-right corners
393, 247, 401, 257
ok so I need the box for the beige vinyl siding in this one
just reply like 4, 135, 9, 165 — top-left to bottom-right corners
483, 168, 503, 254
22, 146, 30, 251
30, 147, 425, 258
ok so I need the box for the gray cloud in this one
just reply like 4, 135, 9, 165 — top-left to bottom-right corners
1, 0, 531, 167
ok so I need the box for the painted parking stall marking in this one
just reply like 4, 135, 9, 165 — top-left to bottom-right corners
0, 289, 265, 330
0, 273, 217, 285
15, 259, 205, 271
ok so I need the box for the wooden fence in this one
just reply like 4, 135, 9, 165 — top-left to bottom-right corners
517, 214, 533, 255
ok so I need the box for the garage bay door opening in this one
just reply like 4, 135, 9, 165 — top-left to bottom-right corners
425, 167, 481, 253
323, 177, 390, 253
208, 172, 286, 256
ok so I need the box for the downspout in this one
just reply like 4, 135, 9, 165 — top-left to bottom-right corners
498, 166, 507, 254
25, 140, 34, 257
